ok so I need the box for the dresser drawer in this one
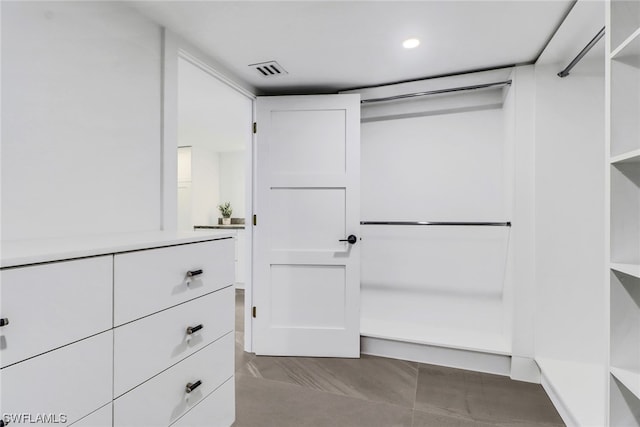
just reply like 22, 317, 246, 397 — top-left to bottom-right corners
114, 239, 234, 326
72, 403, 112, 427
0, 331, 112, 425
171, 378, 235, 427
0, 256, 112, 367
114, 332, 234, 427
114, 286, 234, 397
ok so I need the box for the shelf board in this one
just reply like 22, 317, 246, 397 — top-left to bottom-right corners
612, 263, 640, 279
360, 318, 511, 356
611, 366, 640, 401
611, 149, 640, 165
610, 374, 640, 427
536, 358, 607, 427
612, 27, 640, 63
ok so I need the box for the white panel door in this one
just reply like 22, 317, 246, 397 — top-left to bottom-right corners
254, 94, 360, 357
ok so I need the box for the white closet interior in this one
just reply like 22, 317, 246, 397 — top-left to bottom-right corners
344, 69, 516, 374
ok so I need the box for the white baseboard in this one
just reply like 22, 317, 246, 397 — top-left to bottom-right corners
511, 356, 541, 383
361, 336, 511, 376
537, 358, 607, 427
541, 369, 580, 427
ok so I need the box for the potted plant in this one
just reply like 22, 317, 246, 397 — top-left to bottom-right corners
218, 202, 232, 225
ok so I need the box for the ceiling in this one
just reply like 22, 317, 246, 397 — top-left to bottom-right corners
132, 1, 574, 95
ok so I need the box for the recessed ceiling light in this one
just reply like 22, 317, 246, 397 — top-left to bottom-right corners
403, 38, 420, 49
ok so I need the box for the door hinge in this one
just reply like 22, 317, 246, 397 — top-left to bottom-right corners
252, 306, 257, 318
253, 122, 257, 134
253, 214, 257, 226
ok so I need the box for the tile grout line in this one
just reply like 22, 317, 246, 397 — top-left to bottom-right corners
238, 369, 419, 415
411, 364, 421, 427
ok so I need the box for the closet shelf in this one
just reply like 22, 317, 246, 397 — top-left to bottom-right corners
611, 263, 640, 279
360, 318, 510, 356
537, 358, 607, 427
611, 366, 640, 400
611, 27, 640, 62
609, 2, 640, 425
611, 149, 640, 165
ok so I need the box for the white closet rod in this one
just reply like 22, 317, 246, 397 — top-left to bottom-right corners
361, 221, 511, 227
557, 27, 605, 78
359, 80, 512, 105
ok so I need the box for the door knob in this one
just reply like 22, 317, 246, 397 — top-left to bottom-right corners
339, 235, 357, 245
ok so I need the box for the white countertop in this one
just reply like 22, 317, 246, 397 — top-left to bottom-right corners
1, 230, 234, 268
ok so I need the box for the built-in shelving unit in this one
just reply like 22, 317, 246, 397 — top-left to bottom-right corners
358, 224, 512, 370
611, 263, 640, 279
360, 319, 511, 356
611, 375, 640, 426
537, 358, 607, 427
611, 149, 640, 165
610, 0, 640, 55
608, 1, 640, 424
610, 271, 640, 397
611, 367, 640, 401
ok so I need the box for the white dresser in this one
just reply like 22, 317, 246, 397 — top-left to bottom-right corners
0, 232, 235, 427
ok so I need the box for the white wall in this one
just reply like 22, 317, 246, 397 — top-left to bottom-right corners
534, 55, 606, 365
505, 65, 539, 382
532, 0, 606, 371
219, 151, 245, 218
1, 1, 163, 240
527, 2, 608, 423
177, 57, 251, 226
177, 58, 250, 154
361, 109, 507, 221
177, 146, 193, 231
190, 145, 220, 226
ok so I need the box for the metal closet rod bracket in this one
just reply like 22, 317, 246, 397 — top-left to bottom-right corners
557, 27, 605, 78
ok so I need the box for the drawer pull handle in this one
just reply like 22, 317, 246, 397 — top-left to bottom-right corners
187, 269, 203, 278
185, 380, 202, 393
186, 324, 204, 335
0, 318, 9, 327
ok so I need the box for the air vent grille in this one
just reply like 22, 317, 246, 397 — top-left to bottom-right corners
249, 61, 288, 77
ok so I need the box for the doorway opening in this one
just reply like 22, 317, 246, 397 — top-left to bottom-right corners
175, 54, 254, 350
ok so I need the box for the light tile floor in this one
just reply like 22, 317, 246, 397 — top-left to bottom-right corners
233, 290, 564, 427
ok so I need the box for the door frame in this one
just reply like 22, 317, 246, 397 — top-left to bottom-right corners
161, 29, 257, 352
